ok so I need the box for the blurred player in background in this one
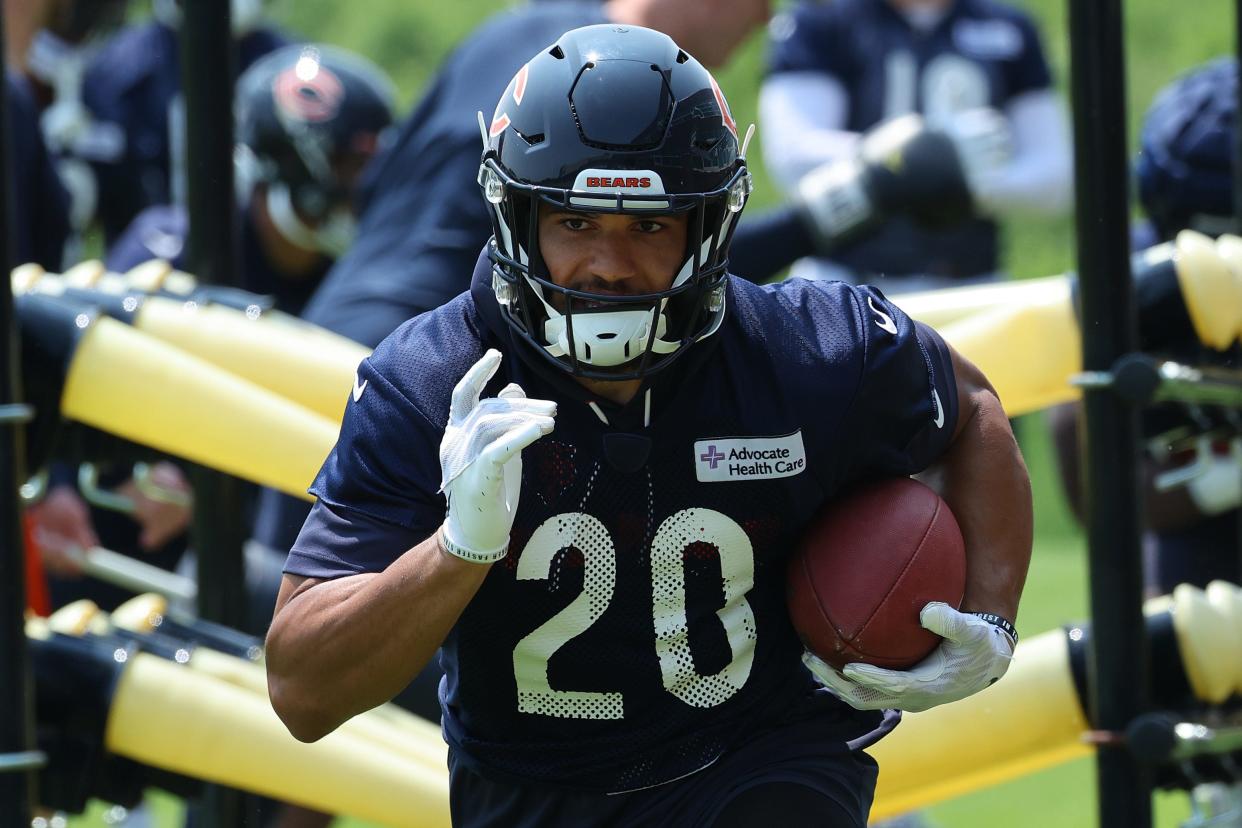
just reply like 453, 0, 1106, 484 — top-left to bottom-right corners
761, 0, 1072, 291
5, 70, 71, 270
107, 43, 396, 313
80, 0, 289, 242
30, 42, 395, 609
1051, 56, 1241, 826
266, 23, 1031, 827
1053, 56, 1240, 596
3, 0, 129, 258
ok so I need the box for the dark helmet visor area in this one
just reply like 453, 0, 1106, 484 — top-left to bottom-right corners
480, 158, 747, 381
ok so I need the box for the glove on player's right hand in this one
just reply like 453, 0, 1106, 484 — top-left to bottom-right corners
439, 349, 556, 563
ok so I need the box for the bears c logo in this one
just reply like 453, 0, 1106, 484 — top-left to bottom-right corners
490, 62, 530, 138
273, 53, 345, 123
708, 73, 738, 141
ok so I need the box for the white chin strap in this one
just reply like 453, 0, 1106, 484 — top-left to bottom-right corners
542, 304, 678, 367
529, 233, 730, 368
265, 184, 356, 257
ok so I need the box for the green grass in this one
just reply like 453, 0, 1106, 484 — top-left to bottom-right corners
65, 0, 1236, 824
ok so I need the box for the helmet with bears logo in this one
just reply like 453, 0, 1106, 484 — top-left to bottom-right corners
235, 44, 395, 255
478, 24, 752, 381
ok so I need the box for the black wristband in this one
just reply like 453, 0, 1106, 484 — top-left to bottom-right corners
971, 612, 1018, 645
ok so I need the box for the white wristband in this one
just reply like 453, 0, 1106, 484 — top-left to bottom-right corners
438, 525, 508, 564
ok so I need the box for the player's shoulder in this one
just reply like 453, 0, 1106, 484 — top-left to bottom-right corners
728, 275, 872, 363
956, 0, 1043, 39
362, 292, 490, 423
85, 23, 174, 97
770, 0, 867, 41
783, 0, 869, 22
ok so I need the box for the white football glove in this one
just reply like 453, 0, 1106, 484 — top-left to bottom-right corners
438, 349, 556, 563
1185, 438, 1242, 516
938, 107, 1013, 215
804, 602, 1015, 713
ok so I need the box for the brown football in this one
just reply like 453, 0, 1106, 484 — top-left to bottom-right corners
787, 477, 967, 670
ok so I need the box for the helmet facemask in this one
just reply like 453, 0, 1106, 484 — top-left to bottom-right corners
481, 158, 751, 381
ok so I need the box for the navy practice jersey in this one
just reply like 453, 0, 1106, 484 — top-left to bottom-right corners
106, 204, 330, 316
768, 0, 1054, 278
286, 249, 961, 792
7, 73, 70, 270
82, 21, 287, 242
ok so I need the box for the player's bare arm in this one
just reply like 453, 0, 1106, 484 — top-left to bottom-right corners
926, 344, 1033, 622
266, 535, 491, 743
808, 341, 1032, 713
269, 348, 555, 742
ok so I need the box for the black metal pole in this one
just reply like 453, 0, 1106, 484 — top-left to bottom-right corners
1067, 1, 1152, 826
1236, 0, 1242, 233
0, 9, 40, 821
179, 1, 249, 823
1234, 0, 1242, 578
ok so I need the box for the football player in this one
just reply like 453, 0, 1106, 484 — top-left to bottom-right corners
80, 0, 289, 242
267, 25, 1031, 827
105, 43, 396, 314
761, 0, 1073, 290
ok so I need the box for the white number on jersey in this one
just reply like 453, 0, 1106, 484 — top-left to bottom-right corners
511, 508, 757, 719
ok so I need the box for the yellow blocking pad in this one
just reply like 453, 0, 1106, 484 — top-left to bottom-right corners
62, 259, 106, 289
62, 318, 336, 500
934, 279, 1081, 417
929, 232, 1242, 417
107, 595, 446, 769
12, 263, 45, 293
868, 629, 1091, 819
892, 275, 1068, 331
1171, 231, 1242, 351
106, 652, 450, 827
1205, 581, 1242, 695
133, 296, 369, 422
1167, 583, 1237, 705
1172, 582, 1242, 703
46, 599, 107, 637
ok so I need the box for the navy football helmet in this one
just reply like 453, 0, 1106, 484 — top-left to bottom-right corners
479, 24, 753, 381
235, 44, 395, 255
1137, 57, 1237, 241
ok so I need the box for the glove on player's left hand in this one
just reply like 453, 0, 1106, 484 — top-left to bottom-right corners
804, 602, 1014, 713
439, 349, 556, 563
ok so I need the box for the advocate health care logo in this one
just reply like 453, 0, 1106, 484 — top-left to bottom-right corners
694, 431, 807, 482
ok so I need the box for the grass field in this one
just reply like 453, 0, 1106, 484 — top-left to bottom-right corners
64, 0, 1238, 825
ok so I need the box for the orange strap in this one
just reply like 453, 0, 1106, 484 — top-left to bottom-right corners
23, 512, 51, 617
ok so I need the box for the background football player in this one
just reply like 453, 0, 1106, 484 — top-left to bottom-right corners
761, 0, 1073, 292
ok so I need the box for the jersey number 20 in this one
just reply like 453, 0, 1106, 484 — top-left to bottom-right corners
512, 508, 757, 720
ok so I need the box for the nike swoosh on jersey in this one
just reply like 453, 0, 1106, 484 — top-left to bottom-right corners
868, 296, 898, 335
932, 389, 945, 429
353, 374, 369, 402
